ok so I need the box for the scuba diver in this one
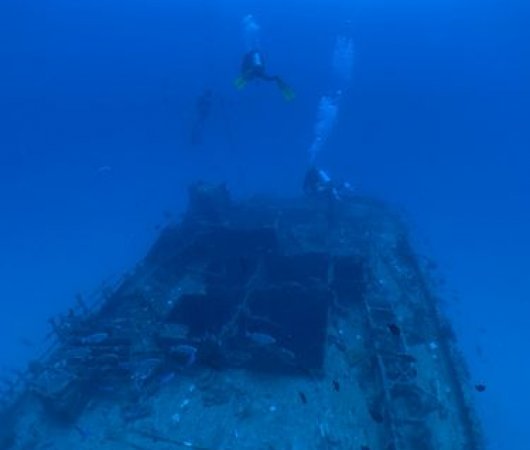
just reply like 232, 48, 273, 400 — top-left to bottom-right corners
235, 50, 295, 101
304, 166, 335, 197
191, 88, 213, 147
303, 166, 356, 228
235, 15, 294, 101
303, 166, 356, 200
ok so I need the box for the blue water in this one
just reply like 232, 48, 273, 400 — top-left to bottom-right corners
1, 0, 528, 447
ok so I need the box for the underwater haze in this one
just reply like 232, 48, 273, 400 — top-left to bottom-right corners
1, 0, 529, 448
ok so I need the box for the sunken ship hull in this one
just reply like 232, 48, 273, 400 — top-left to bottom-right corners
0, 184, 483, 450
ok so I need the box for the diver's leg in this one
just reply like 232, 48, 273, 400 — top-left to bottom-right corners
271, 76, 295, 100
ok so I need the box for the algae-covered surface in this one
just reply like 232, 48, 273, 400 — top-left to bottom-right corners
0, 185, 484, 450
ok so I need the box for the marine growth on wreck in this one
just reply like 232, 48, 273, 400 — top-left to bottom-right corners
0, 183, 484, 450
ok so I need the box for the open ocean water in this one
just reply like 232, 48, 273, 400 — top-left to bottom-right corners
1, 0, 528, 448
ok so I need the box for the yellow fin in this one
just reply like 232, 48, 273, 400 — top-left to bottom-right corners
234, 76, 247, 89
281, 86, 295, 101
277, 79, 295, 101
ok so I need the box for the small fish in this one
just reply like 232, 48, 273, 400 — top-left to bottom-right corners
246, 331, 276, 346
332, 379, 340, 392
474, 383, 486, 392
369, 406, 384, 423
387, 323, 401, 336
298, 391, 308, 404
80, 332, 109, 345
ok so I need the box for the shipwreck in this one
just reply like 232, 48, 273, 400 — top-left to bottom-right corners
0, 183, 483, 449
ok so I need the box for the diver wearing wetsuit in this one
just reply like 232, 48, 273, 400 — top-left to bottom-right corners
235, 50, 295, 101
